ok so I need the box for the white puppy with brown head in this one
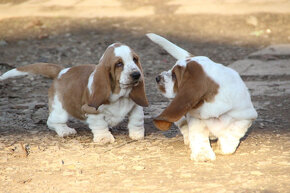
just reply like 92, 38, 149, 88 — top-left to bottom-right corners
1, 43, 148, 144
147, 33, 257, 161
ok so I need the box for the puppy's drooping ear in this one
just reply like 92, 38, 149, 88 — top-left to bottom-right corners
129, 58, 149, 107
88, 64, 111, 110
154, 61, 218, 131
130, 79, 149, 107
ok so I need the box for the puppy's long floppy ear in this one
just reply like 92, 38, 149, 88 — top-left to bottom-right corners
88, 64, 111, 110
129, 59, 149, 107
154, 61, 210, 131
130, 79, 149, 107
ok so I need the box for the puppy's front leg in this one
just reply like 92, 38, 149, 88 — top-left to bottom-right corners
175, 117, 189, 145
86, 114, 115, 144
187, 116, 216, 162
128, 105, 145, 140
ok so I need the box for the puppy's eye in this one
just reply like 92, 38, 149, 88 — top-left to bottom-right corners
172, 72, 176, 80
115, 61, 123, 68
133, 57, 138, 64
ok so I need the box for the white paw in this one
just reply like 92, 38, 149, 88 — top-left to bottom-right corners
218, 138, 240, 155
129, 129, 144, 140
56, 127, 77, 137
93, 132, 115, 145
190, 147, 216, 162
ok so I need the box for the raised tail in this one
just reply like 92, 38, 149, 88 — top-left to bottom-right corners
0, 63, 63, 81
146, 33, 192, 60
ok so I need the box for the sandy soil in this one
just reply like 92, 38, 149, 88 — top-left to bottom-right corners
0, 3, 290, 193
0, 0, 290, 19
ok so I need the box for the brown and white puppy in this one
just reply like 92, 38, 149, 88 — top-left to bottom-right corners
147, 33, 257, 161
0, 43, 148, 144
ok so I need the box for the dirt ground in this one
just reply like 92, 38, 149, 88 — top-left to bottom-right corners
0, 2, 290, 193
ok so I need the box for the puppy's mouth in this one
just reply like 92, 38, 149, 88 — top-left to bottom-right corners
120, 80, 140, 88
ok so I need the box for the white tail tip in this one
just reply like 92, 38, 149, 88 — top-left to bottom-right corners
146, 33, 163, 42
0, 69, 29, 80
146, 33, 191, 60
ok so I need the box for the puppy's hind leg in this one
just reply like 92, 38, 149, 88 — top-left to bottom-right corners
47, 94, 77, 137
217, 120, 252, 155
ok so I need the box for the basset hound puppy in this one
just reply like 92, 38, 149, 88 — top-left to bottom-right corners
147, 33, 257, 161
0, 43, 148, 144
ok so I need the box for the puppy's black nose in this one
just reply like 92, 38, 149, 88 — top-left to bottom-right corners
156, 75, 161, 83
130, 71, 141, 80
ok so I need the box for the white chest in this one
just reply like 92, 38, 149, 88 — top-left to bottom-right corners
98, 96, 135, 127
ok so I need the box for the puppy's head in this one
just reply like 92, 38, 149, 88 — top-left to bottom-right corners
87, 43, 148, 110
146, 33, 219, 131
155, 60, 187, 99
154, 59, 219, 131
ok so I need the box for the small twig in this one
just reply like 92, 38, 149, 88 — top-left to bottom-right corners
18, 178, 32, 184
104, 140, 137, 153
20, 143, 29, 157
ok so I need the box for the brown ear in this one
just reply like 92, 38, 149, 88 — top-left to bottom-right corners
153, 119, 172, 131
129, 79, 149, 107
153, 61, 209, 131
129, 58, 149, 107
88, 64, 111, 110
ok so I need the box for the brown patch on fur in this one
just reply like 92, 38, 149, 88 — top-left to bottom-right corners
81, 104, 99, 114
154, 61, 219, 131
53, 64, 96, 120
156, 75, 166, 93
172, 65, 185, 94
112, 60, 122, 94
48, 83, 55, 113
96, 43, 123, 95
173, 81, 178, 94
158, 84, 166, 93
17, 63, 63, 79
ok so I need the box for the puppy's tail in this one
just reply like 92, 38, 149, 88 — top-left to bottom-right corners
146, 33, 192, 60
0, 63, 64, 81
